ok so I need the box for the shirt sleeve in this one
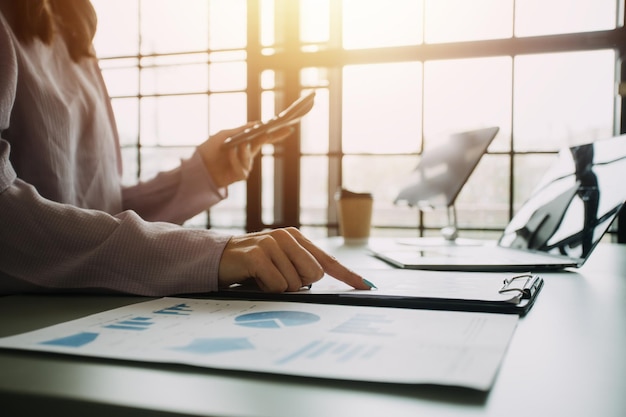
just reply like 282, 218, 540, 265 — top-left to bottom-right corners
121, 150, 228, 225
0, 140, 231, 296
0, 13, 234, 295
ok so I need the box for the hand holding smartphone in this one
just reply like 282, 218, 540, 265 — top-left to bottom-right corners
221, 91, 316, 149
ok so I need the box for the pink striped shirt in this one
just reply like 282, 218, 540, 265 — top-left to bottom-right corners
0, 9, 232, 295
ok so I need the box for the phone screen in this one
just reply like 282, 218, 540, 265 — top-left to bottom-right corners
221, 91, 316, 148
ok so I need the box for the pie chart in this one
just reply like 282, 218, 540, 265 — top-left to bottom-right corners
234, 311, 320, 329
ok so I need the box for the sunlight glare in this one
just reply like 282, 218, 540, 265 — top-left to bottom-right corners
300, 0, 330, 44
139, 0, 209, 54
342, 0, 423, 49
515, 0, 617, 36
425, 0, 513, 43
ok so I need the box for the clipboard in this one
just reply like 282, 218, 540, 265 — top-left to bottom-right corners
221, 91, 316, 148
212, 269, 544, 316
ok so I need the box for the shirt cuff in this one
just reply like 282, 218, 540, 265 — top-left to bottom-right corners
188, 150, 228, 201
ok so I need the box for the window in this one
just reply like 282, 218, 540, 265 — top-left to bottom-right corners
92, 0, 626, 239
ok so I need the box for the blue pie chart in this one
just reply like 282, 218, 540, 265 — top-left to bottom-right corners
234, 311, 320, 329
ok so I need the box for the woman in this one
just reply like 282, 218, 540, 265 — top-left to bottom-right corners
0, 0, 372, 295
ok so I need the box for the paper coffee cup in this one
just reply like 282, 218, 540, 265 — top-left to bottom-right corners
335, 188, 373, 245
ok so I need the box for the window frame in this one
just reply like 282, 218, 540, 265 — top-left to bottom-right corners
94, 1, 626, 240
245, 4, 626, 239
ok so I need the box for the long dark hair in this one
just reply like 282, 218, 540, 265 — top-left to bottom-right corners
2, 0, 97, 61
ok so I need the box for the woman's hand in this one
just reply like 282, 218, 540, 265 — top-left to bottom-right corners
197, 124, 293, 188
218, 227, 373, 292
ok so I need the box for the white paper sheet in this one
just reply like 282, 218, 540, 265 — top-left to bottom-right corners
304, 269, 526, 303
0, 297, 518, 390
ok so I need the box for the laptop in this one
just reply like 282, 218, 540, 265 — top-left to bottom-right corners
395, 126, 499, 208
371, 133, 626, 271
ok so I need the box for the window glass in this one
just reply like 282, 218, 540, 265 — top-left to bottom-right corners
262, 155, 276, 225
140, 0, 209, 54
260, 0, 276, 47
300, 67, 331, 155
209, 0, 247, 50
92, 0, 621, 236
424, 56, 512, 151
120, 148, 139, 186
142, 54, 207, 66
110, 98, 139, 147
342, 0, 424, 49
513, 50, 615, 151
301, 67, 330, 89
343, 155, 418, 227
100, 61, 139, 97
261, 70, 276, 90
209, 61, 247, 92
301, 88, 330, 154
301, 156, 329, 225
211, 180, 247, 228
425, 0, 513, 43
184, 212, 209, 229
139, 147, 194, 181
92, 0, 139, 57
141, 62, 209, 96
140, 96, 208, 146
513, 154, 555, 212
343, 62, 423, 154
455, 155, 510, 229
208, 93, 247, 135
515, 0, 618, 37
300, 0, 330, 44
261, 91, 278, 121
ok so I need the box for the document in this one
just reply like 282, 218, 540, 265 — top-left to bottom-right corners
0, 297, 517, 391
305, 269, 528, 302
223, 269, 544, 314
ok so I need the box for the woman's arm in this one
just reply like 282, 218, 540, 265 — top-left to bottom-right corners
121, 124, 293, 225
0, 139, 229, 296
121, 150, 228, 225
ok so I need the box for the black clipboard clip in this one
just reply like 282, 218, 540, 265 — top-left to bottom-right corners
499, 273, 543, 300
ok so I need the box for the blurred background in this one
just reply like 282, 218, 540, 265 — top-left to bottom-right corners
91, 0, 625, 242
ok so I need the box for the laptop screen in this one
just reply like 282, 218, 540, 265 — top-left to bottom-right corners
395, 127, 499, 208
499, 134, 626, 261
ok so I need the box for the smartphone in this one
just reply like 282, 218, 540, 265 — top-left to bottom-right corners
221, 91, 316, 149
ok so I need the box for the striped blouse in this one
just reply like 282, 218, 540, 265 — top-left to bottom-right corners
0, 10, 232, 295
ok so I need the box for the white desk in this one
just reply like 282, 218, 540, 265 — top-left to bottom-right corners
1, 239, 625, 417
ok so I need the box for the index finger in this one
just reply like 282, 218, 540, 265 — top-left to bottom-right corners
285, 229, 373, 290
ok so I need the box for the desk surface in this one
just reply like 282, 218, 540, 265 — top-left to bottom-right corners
1, 238, 625, 417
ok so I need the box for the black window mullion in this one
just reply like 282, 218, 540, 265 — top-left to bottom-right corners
245, 0, 264, 232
